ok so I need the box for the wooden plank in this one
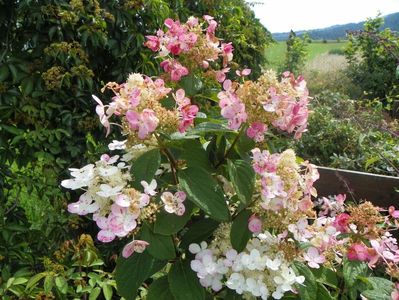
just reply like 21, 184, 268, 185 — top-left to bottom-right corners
314, 166, 399, 208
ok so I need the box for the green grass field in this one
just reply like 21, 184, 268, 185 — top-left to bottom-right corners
265, 40, 348, 70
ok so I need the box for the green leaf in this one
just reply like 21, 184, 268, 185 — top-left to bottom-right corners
178, 139, 212, 171
312, 266, 338, 288
147, 276, 175, 300
361, 289, 391, 300
316, 283, 334, 300
89, 287, 101, 300
230, 209, 252, 252
141, 223, 176, 260
115, 252, 166, 300
154, 201, 193, 235
168, 260, 205, 300
0, 64, 9, 82
343, 260, 368, 287
131, 149, 161, 190
179, 74, 203, 96
178, 166, 230, 222
44, 275, 54, 294
102, 284, 113, 300
189, 122, 232, 135
396, 65, 399, 80
292, 261, 318, 300
25, 272, 46, 290
227, 159, 255, 205
360, 276, 394, 300
180, 218, 219, 249
20, 77, 34, 96
55, 276, 68, 294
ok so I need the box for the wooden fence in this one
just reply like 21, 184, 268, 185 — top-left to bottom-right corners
314, 166, 399, 208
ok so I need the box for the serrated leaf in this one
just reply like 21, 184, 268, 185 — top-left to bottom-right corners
227, 159, 255, 205
230, 209, 252, 252
343, 260, 368, 287
131, 149, 161, 190
147, 276, 175, 300
316, 283, 334, 300
141, 223, 176, 260
178, 166, 230, 222
168, 260, 205, 300
180, 218, 219, 249
154, 201, 193, 235
292, 261, 318, 300
115, 252, 166, 300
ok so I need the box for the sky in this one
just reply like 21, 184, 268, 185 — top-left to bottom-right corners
250, 0, 399, 33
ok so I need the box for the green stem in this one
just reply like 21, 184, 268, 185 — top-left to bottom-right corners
154, 133, 178, 185
215, 125, 245, 168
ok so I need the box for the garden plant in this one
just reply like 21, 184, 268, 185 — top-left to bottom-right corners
60, 15, 399, 300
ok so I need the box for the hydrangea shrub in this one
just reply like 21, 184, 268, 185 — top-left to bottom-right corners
61, 16, 399, 300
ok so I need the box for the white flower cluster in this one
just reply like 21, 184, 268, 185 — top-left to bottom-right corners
190, 232, 305, 299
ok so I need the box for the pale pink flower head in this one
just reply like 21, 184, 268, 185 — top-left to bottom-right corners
96, 216, 116, 243
179, 104, 199, 133
220, 42, 234, 66
186, 16, 199, 27
67, 193, 99, 216
174, 89, 190, 107
335, 194, 346, 205
126, 109, 159, 139
389, 206, 399, 219
216, 68, 230, 83
108, 204, 138, 237
303, 247, 326, 269
141, 179, 157, 196
93, 95, 111, 136
251, 148, 278, 174
248, 214, 262, 234
122, 240, 150, 258
246, 122, 267, 142
128, 88, 141, 108
144, 35, 160, 52
236, 69, 251, 77
161, 191, 186, 216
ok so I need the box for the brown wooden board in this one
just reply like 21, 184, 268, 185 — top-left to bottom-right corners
314, 166, 399, 208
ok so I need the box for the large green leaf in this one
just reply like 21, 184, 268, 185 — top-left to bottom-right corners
131, 149, 161, 190
141, 224, 176, 260
178, 166, 230, 222
292, 261, 318, 300
115, 252, 166, 300
343, 260, 368, 287
168, 260, 205, 300
154, 201, 193, 235
180, 218, 220, 249
230, 209, 252, 252
360, 277, 394, 300
227, 159, 255, 205
177, 139, 212, 171
147, 276, 175, 300
179, 74, 203, 96
189, 122, 233, 135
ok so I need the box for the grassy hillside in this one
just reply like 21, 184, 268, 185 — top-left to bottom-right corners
265, 40, 347, 70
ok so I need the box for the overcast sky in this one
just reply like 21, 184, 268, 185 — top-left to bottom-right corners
250, 0, 399, 33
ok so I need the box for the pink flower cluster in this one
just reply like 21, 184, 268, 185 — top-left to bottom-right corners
218, 80, 247, 130
267, 73, 310, 140
145, 15, 234, 82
